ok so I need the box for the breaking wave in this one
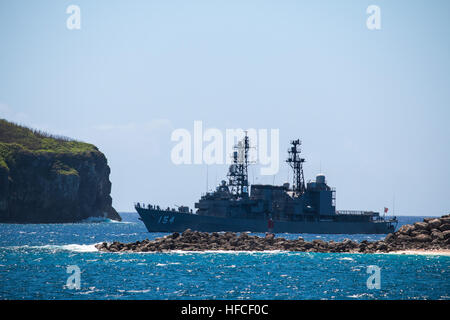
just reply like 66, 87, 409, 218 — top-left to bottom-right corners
79, 217, 120, 223
3, 243, 99, 253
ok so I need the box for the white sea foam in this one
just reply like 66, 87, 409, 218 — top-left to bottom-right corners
58, 244, 98, 252
338, 257, 354, 261
386, 250, 450, 256
75, 287, 102, 295
155, 262, 181, 266
38, 243, 99, 252
79, 217, 117, 223
118, 289, 151, 293
78, 216, 134, 224
115, 249, 288, 255
347, 293, 370, 299
127, 289, 151, 293
164, 249, 288, 255
3, 243, 99, 253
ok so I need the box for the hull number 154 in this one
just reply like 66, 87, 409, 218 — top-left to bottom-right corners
158, 215, 175, 224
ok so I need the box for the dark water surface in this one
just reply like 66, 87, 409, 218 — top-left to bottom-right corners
0, 214, 448, 299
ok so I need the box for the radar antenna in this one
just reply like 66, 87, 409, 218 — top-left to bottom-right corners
227, 132, 251, 198
286, 139, 306, 197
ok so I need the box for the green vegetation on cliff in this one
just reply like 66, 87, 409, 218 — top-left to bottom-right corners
0, 119, 120, 223
0, 119, 97, 153
0, 119, 98, 174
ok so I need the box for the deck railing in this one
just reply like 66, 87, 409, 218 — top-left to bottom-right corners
336, 210, 378, 216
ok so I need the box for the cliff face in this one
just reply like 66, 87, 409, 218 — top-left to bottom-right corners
0, 120, 121, 223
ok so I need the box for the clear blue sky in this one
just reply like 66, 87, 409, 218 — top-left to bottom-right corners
1, 0, 449, 215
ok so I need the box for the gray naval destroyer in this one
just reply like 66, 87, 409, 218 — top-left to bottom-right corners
135, 136, 397, 234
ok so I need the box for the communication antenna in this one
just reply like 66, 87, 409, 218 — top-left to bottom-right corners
287, 167, 290, 185
252, 166, 255, 184
286, 139, 306, 197
393, 194, 396, 217
215, 167, 217, 189
227, 132, 252, 197
206, 165, 209, 192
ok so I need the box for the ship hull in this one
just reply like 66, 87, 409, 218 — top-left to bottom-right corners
136, 208, 395, 234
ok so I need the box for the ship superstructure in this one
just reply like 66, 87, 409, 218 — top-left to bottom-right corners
135, 135, 397, 234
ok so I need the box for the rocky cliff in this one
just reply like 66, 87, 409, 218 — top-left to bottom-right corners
0, 119, 121, 223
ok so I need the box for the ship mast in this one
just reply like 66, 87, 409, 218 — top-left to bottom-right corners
286, 139, 306, 197
227, 132, 250, 198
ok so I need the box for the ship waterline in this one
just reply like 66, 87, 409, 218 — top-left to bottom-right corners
136, 208, 395, 234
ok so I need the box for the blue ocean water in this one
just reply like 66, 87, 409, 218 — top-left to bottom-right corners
0, 213, 448, 300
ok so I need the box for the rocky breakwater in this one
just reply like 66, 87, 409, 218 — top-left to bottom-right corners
96, 215, 450, 254
0, 119, 121, 223
383, 215, 450, 251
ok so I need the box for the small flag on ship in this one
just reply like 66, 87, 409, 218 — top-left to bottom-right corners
384, 207, 389, 213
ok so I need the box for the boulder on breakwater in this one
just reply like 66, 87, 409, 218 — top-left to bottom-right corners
96, 214, 450, 253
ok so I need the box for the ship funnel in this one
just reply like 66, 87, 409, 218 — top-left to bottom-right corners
316, 174, 326, 184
